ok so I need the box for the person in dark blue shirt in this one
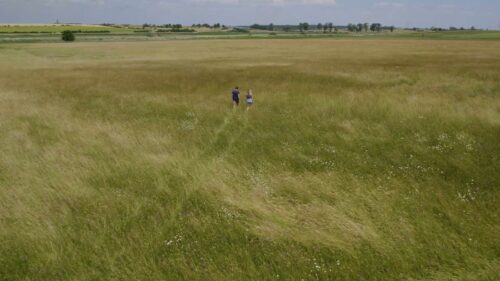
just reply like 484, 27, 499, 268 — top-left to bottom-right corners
232, 86, 240, 107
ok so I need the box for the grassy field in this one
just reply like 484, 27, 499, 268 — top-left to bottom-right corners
0, 39, 499, 280
1, 26, 499, 44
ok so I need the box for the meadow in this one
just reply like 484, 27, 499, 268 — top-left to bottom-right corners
1, 26, 499, 44
0, 39, 499, 280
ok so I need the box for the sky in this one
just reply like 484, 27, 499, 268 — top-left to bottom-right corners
0, 0, 499, 29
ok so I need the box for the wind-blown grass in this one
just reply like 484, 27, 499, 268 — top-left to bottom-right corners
0, 39, 499, 280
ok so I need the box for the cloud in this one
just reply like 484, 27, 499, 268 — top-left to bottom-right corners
375, 1, 405, 8
0, 0, 337, 8
270, 0, 337, 4
161, 0, 337, 6
3, 0, 106, 5
17, 0, 335, 4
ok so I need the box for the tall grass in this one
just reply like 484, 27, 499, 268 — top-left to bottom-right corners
0, 39, 499, 280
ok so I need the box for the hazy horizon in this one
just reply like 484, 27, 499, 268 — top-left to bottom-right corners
0, 0, 499, 29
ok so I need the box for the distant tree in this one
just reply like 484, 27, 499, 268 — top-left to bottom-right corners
363, 23, 369, 32
299, 23, 303, 32
347, 24, 356, 32
303, 22, 310, 31
251, 24, 270, 31
232, 27, 249, 33
168, 24, 183, 31
328, 22, 334, 32
317, 23, 323, 31
269, 23, 274, 31
61, 30, 75, 42
471, 26, 476, 30
299, 22, 309, 32
283, 26, 291, 32
214, 23, 221, 29
357, 23, 363, 32
323, 23, 328, 32
389, 26, 395, 32
370, 23, 382, 32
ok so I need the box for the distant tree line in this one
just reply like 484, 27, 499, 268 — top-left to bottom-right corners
304, 22, 331, 32
143, 23, 183, 29
140, 23, 197, 32
191, 23, 227, 29
129, 22, 482, 33
247, 22, 335, 33
438, 26, 476, 31
99, 23, 124, 28
408, 26, 479, 32
250, 24, 275, 31
316, 23, 335, 33
248, 23, 482, 33
345, 23, 394, 32
246, 22, 397, 33
142, 23, 228, 29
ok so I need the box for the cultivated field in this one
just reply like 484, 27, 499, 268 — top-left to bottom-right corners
0, 24, 132, 33
0, 39, 499, 280
1, 25, 499, 44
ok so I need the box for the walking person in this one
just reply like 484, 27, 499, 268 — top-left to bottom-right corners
246, 89, 254, 111
232, 86, 240, 108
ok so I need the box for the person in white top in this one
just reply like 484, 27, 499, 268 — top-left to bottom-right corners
245, 90, 254, 111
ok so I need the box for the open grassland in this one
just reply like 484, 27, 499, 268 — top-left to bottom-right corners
1, 28, 499, 44
0, 39, 499, 280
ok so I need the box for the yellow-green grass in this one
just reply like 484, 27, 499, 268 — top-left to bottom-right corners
0, 39, 499, 280
1, 29, 499, 45
0, 24, 132, 33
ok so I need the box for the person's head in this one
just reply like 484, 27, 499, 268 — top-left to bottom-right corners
235, 86, 239, 90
